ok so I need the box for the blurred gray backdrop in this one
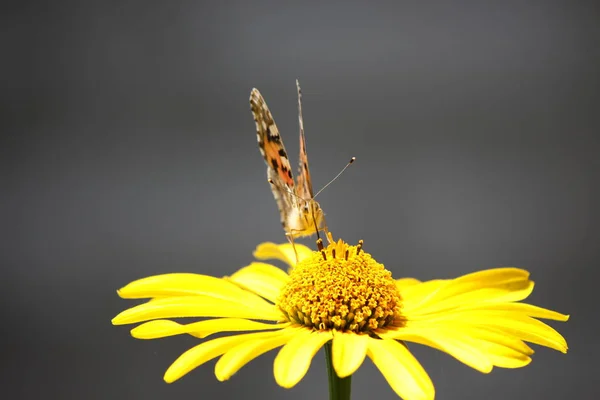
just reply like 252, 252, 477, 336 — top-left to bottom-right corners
2, 1, 598, 399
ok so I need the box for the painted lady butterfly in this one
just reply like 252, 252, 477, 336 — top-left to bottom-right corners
250, 81, 328, 242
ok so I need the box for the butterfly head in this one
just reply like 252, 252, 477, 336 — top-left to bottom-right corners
302, 199, 326, 234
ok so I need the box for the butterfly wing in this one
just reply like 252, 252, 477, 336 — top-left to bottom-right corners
250, 88, 296, 229
295, 80, 315, 201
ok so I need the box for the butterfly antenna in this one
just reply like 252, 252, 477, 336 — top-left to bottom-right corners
313, 157, 356, 199
297, 80, 323, 244
297, 79, 305, 144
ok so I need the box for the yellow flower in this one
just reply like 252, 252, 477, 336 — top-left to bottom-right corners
112, 237, 568, 400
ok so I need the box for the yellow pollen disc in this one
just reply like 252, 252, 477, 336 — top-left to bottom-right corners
277, 238, 403, 333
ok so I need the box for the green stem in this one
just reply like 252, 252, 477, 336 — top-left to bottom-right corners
324, 341, 352, 400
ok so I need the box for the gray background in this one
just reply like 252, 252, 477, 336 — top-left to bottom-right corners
2, 1, 598, 399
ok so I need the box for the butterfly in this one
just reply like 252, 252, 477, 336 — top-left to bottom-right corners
249, 80, 328, 242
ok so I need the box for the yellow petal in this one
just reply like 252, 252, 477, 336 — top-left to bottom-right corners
381, 323, 533, 357
332, 331, 368, 378
112, 295, 281, 325
215, 327, 301, 381
274, 329, 332, 388
397, 280, 448, 310
453, 267, 530, 285
402, 269, 534, 315
486, 353, 532, 369
131, 318, 289, 339
367, 338, 434, 400
404, 283, 535, 316
477, 302, 569, 321
480, 314, 569, 353
116, 273, 274, 308
226, 262, 289, 303
406, 324, 534, 370
389, 327, 494, 373
117, 273, 245, 298
455, 324, 534, 355
410, 310, 568, 353
253, 242, 313, 268
164, 331, 284, 383
450, 326, 533, 368
434, 268, 530, 301
389, 308, 568, 371
395, 278, 421, 290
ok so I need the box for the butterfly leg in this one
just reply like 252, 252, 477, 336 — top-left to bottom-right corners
285, 232, 300, 264
317, 216, 332, 244
322, 223, 333, 244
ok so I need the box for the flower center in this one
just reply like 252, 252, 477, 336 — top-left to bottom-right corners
277, 238, 403, 333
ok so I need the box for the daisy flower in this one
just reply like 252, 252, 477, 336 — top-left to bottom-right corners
112, 235, 568, 400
